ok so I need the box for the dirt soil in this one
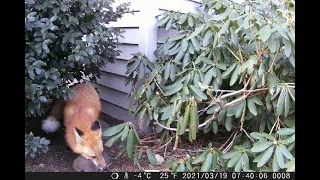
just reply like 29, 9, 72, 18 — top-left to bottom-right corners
25, 113, 231, 172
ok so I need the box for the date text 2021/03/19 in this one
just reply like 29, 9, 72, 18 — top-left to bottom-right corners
157, 172, 294, 180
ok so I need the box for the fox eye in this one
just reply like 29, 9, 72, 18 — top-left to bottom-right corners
91, 156, 96, 159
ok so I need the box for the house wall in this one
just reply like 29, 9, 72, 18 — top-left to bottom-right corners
91, 0, 201, 132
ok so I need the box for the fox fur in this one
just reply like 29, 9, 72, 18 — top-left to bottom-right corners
42, 83, 106, 169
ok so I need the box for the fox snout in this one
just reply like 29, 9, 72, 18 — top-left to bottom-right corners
89, 155, 106, 171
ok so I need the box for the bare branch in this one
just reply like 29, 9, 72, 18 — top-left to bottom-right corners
154, 87, 269, 132
222, 129, 239, 154
242, 128, 255, 142
219, 130, 237, 150
269, 116, 280, 135
154, 79, 164, 94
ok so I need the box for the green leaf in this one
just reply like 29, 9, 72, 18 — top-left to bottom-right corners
277, 128, 295, 136
105, 132, 122, 147
126, 59, 141, 75
234, 154, 243, 172
157, 16, 170, 26
103, 123, 126, 137
260, 25, 272, 41
174, 49, 185, 62
211, 151, 217, 170
178, 13, 188, 24
247, 98, 257, 116
268, 35, 280, 53
169, 34, 187, 42
278, 144, 294, 160
225, 116, 232, 131
212, 35, 218, 49
212, 121, 218, 134
188, 85, 207, 100
227, 152, 242, 167
251, 96, 264, 106
288, 54, 295, 67
253, 153, 263, 163
138, 150, 143, 160
166, 16, 173, 30
272, 151, 280, 172
198, 56, 213, 64
216, 63, 227, 70
175, 163, 185, 172
164, 159, 179, 168
276, 26, 289, 40
182, 39, 188, 52
192, 150, 208, 164
138, 62, 145, 80
217, 19, 230, 36
203, 68, 213, 86
203, 30, 213, 47
186, 161, 193, 172
121, 124, 129, 141
191, 37, 200, 51
186, 24, 205, 40
275, 146, 285, 168
126, 129, 135, 159
242, 153, 250, 171
285, 159, 295, 172
288, 88, 295, 101
260, 132, 276, 141
164, 83, 183, 96
147, 149, 158, 166
218, 108, 227, 122
283, 119, 295, 128
132, 128, 141, 145
251, 141, 273, 153
246, 55, 259, 75
221, 63, 236, 79
235, 100, 245, 118
267, 72, 278, 95
230, 64, 241, 86
276, 90, 285, 116
284, 91, 291, 117
283, 39, 292, 57
223, 150, 240, 159
257, 146, 274, 167
188, 15, 194, 27
170, 63, 177, 81
200, 153, 213, 172
182, 52, 190, 68
164, 63, 171, 81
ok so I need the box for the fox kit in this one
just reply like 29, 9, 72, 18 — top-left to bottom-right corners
41, 83, 106, 170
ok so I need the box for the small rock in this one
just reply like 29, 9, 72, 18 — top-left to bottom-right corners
39, 164, 44, 168
155, 154, 164, 165
73, 150, 111, 172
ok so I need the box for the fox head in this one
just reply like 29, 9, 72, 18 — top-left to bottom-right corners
73, 120, 106, 170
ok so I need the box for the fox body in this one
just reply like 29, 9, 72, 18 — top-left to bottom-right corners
42, 83, 106, 169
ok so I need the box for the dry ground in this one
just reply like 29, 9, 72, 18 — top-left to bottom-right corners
25, 113, 231, 172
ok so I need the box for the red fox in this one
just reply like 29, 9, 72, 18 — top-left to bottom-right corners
41, 83, 106, 170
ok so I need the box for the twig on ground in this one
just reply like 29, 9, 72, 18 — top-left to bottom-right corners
159, 137, 173, 158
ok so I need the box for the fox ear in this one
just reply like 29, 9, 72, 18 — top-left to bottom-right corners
74, 127, 84, 144
91, 120, 101, 131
